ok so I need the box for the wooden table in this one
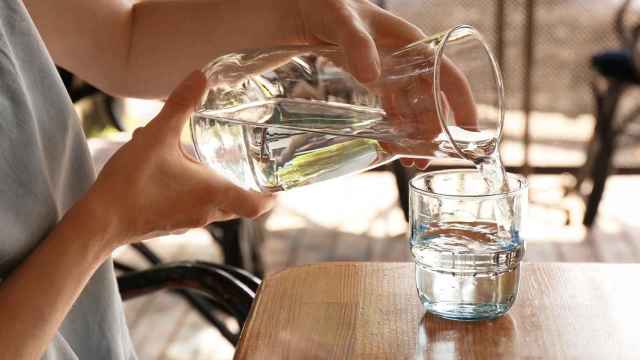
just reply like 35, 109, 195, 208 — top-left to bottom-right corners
234, 262, 640, 359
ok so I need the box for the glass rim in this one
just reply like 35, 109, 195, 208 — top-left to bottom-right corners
433, 25, 505, 161
409, 169, 528, 200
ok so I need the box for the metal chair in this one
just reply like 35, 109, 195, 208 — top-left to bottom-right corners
580, 0, 640, 227
115, 257, 260, 345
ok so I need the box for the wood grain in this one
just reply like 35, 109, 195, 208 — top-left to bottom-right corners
235, 262, 640, 360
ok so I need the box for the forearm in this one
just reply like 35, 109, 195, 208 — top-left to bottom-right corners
123, 0, 303, 98
0, 199, 113, 359
26, 0, 303, 99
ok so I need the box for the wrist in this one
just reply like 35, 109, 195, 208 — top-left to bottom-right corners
57, 192, 121, 261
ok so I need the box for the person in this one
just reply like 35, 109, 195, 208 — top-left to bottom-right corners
0, 1, 472, 358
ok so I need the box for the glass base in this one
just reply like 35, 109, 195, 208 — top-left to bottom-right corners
420, 298, 512, 321
415, 263, 519, 321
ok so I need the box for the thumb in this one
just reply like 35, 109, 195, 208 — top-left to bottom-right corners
153, 70, 207, 137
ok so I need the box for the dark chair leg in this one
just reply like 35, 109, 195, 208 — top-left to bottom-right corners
180, 289, 240, 344
241, 220, 265, 278
583, 81, 625, 227
392, 160, 410, 222
207, 220, 244, 269
583, 135, 617, 227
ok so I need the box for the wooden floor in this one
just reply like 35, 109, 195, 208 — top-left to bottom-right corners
114, 172, 640, 360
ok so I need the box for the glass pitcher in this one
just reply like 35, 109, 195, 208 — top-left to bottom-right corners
190, 25, 504, 192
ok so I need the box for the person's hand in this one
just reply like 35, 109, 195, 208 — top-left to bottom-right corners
79, 71, 274, 249
296, 0, 424, 82
294, 0, 477, 169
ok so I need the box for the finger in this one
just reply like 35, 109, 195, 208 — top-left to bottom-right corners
406, 74, 442, 142
439, 59, 478, 130
216, 183, 275, 219
369, 9, 478, 131
153, 70, 207, 138
314, 4, 381, 83
132, 127, 144, 140
341, 23, 381, 83
379, 87, 408, 154
369, 8, 426, 49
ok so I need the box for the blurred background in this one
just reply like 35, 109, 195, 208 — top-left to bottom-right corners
67, 0, 640, 358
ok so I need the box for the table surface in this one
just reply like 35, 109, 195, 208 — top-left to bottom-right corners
234, 262, 640, 359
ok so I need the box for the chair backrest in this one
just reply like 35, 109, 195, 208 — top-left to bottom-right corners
387, 0, 622, 117
614, 0, 640, 72
616, 0, 640, 46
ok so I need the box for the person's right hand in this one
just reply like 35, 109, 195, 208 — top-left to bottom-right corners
293, 0, 477, 170
76, 71, 274, 250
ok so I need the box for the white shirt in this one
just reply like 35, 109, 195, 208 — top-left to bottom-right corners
0, 1, 136, 358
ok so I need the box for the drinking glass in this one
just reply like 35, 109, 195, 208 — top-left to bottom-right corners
409, 170, 527, 320
190, 25, 505, 192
